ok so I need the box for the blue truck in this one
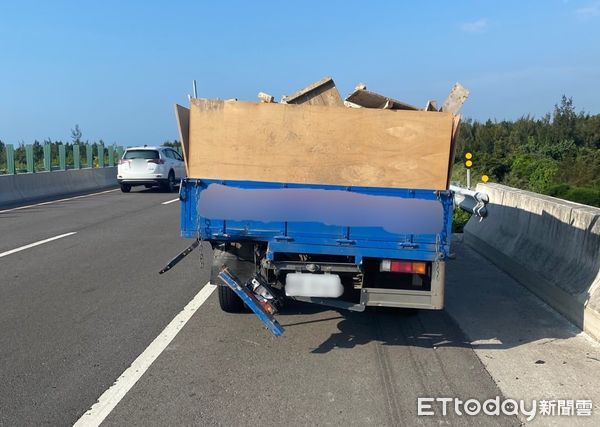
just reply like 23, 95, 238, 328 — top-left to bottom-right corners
161, 93, 482, 336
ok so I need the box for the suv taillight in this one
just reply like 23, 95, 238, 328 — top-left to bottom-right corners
118, 159, 130, 165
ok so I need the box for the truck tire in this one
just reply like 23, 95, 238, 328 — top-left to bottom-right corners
218, 284, 245, 313
212, 245, 255, 313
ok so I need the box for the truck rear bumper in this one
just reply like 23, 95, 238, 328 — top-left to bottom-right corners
360, 261, 445, 310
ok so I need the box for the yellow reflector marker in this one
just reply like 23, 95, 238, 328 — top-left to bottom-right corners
481, 175, 489, 183
465, 160, 473, 168
465, 152, 473, 159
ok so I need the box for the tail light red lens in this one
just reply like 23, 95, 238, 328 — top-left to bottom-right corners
390, 261, 413, 273
147, 159, 165, 164
380, 260, 427, 274
118, 159, 130, 165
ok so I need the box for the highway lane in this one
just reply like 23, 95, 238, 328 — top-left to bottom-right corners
0, 188, 205, 425
1, 188, 516, 426
0, 189, 161, 253
102, 294, 515, 426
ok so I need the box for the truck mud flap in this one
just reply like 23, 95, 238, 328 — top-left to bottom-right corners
217, 268, 285, 337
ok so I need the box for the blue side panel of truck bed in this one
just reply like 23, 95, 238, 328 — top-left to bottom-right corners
180, 179, 453, 263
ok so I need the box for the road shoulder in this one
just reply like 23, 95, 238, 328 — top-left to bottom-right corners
446, 236, 600, 425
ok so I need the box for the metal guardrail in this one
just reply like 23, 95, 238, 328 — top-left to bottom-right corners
0, 143, 125, 175
0, 144, 183, 175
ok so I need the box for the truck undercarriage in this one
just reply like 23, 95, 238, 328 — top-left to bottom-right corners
210, 241, 445, 315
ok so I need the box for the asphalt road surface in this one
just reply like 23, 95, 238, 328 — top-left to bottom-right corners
0, 188, 517, 426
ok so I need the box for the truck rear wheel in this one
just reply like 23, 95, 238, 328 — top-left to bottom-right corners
218, 284, 245, 313
212, 245, 255, 313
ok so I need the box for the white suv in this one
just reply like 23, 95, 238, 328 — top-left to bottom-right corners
117, 146, 186, 193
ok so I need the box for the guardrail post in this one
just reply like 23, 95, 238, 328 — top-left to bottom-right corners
73, 144, 81, 169
59, 144, 66, 170
25, 144, 34, 173
43, 144, 51, 171
107, 145, 114, 167
97, 143, 104, 168
6, 144, 15, 174
86, 143, 93, 168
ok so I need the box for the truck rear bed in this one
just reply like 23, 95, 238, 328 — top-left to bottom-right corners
181, 179, 452, 261
180, 179, 453, 310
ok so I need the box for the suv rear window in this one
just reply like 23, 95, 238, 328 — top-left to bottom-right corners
123, 150, 159, 160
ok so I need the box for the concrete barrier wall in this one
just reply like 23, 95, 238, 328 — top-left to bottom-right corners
0, 167, 118, 207
464, 183, 600, 340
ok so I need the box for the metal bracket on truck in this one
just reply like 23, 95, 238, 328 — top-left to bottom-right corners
158, 238, 201, 274
217, 268, 285, 337
450, 185, 489, 218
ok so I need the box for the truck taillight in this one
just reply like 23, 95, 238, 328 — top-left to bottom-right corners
147, 159, 165, 164
380, 260, 427, 274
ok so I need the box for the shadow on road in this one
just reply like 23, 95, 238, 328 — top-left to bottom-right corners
132, 186, 179, 194
278, 300, 473, 354
278, 257, 583, 354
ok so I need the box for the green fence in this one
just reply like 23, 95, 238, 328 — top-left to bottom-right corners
0, 143, 125, 175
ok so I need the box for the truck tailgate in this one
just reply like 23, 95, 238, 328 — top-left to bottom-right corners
181, 179, 453, 262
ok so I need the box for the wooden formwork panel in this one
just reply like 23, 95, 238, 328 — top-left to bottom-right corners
178, 99, 456, 190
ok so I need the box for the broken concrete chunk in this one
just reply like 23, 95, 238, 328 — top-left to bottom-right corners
441, 82, 469, 115
258, 92, 275, 103
281, 76, 343, 107
345, 88, 418, 111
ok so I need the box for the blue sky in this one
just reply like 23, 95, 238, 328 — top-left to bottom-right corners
1, 0, 599, 146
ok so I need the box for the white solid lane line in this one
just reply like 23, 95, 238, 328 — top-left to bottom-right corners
0, 189, 119, 214
0, 232, 77, 258
161, 198, 180, 205
74, 282, 217, 427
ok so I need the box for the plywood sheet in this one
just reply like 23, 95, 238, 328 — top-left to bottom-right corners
425, 100, 438, 111
186, 99, 455, 190
281, 76, 343, 107
446, 114, 462, 187
441, 82, 469, 114
345, 89, 418, 110
174, 104, 190, 175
